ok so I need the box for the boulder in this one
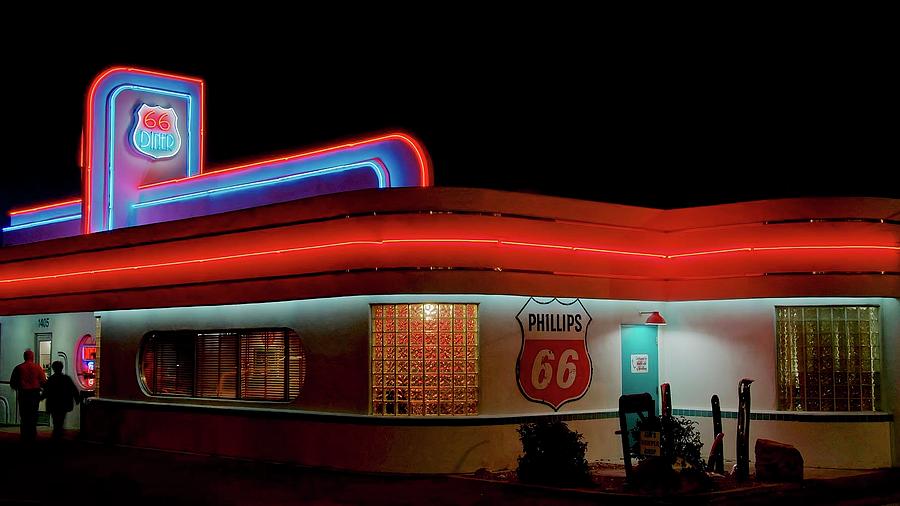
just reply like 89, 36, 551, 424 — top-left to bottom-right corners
473, 467, 492, 479
755, 438, 803, 482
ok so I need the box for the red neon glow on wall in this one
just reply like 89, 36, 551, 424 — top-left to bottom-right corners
1, 241, 894, 286
10, 199, 82, 216
137, 133, 430, 190
503, 241, 669, 258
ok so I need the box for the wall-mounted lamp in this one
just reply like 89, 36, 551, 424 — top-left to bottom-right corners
640, 311, 667, 325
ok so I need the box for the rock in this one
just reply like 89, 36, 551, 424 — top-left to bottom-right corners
473, 467, 492, 479
755, 438, 803, 482
632, 458, 679, 492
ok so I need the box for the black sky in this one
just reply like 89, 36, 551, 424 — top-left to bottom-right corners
1, 34, 895, 225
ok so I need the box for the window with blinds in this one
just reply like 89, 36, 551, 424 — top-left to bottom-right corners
140, 328, 305, 402
776, 306, 881, 411
142, 332, 195, 397
196, 331, 238, 399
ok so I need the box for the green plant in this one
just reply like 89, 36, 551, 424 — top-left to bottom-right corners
516, 420, 591, 487
629, 415, 709, 492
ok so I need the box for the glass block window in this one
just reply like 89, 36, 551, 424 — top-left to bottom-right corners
371, 303, 479, 416
776, 306, 881, 411
140, 328, 305, 402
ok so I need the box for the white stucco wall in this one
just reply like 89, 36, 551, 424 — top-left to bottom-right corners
6, 294, 892, 469
659, 297, 891, 411
0, 312, 95, 428
660, 297, 895, 468
96, 295, 664, 415
881, 297, 899, 465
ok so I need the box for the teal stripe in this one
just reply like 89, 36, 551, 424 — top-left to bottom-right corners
672, 408, 892, 423
86, 399, 890, 426
89, 399, 618, 426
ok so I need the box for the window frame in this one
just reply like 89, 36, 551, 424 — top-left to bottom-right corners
137, 327, 305, 403
775, 305, 882, 412
369, 303, 480, 417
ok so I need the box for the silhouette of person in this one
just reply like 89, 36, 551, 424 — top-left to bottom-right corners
9, 349, 47, 442
43, 361, 81, 440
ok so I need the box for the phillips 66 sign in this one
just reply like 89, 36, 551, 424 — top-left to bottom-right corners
516, 298, 593, 410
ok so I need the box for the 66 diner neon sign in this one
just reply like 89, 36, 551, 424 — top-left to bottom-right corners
132, 104, 182, 159
516, 298, 593, 411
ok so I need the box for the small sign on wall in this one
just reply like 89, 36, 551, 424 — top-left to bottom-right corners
640, 430, 661, 456
631, 354, 649, 374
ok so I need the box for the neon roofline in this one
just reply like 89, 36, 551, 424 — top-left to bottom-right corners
10, 199, 82, 216
2, 241, 895, 285
138, 132, 429, 190
133, 161, 389, 208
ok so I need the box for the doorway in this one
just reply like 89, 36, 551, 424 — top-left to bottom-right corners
34, 333, 52, 425
620, 324, 660, 447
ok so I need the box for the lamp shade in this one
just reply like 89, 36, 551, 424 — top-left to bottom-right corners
642, 311, 667, 325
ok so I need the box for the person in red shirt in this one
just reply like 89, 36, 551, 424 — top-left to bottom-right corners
9, 349, 48, 442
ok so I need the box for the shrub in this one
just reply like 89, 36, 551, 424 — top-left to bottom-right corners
516, 420, 591, 487
629, 415, 710, 492
630, 415, 705, 470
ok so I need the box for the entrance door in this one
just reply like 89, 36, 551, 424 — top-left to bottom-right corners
621, 325, 660, 447
621, 325, 659, 408
34, 333, 52, 421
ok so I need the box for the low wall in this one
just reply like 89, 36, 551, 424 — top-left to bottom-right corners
679, 411, 893, 469
82, 400, 892, 473
82, 400, 623, 473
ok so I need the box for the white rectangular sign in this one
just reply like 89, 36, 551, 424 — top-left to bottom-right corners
640, 430, 661, 456
631, 354, 649, 374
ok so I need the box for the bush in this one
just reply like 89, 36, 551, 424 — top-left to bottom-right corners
629, 415, 710, 492
630, 415, 705, 470
516, 420, 591, 487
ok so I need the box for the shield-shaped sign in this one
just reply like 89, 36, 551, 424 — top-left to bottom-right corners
132, 104, 182, 159
516, 298, 593, 411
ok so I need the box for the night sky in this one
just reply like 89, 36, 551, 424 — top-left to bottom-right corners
2, 39, 895, 226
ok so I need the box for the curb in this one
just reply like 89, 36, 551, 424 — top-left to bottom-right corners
450, 468, 900, 505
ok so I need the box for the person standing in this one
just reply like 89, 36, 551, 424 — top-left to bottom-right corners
43, 361, 81, 440
9, 349, 47, 442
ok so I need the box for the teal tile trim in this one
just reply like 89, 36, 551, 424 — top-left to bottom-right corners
672, 408, 892, 423
88, 398, 618, 427
87, 400, 891, 426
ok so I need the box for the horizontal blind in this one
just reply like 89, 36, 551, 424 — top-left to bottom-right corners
241, 329, 287, 401
141, 332, 194, 396
288, 331, 305, 400
140, 328, 304, 401
196, 332, 238, 399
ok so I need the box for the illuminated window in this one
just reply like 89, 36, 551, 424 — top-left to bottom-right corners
776, 306, 881, 411
371, 303, 479, 416
140, 328, 305, 401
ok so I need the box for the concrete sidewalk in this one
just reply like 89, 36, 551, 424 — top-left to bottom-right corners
0, 428, 897, 505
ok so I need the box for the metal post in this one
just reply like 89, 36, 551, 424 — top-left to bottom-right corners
660, 382, 672, 419
736, 378, 754, 481
617, 403, 633, 479
711, 394, 724, 473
